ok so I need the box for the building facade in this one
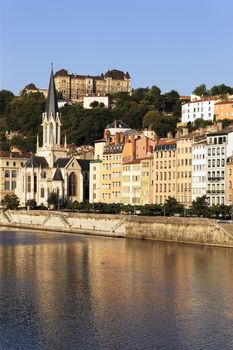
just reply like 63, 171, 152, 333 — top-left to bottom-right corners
181, 97, 215, 123
0, 149, 31, 203
206, 129, 233, 206
192, 138, 207, 201
54, 69, 131, 102
215, 100, 233, 121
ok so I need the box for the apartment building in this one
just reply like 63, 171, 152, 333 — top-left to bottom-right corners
0, 149, 31, 203
225, 155, 233, 205
101, 142, 124, 203
54, 68, 131, 102
122, 160, 141, 205
206, 128, 233, 205
176, 134, 194, 207
181, 97, 215, 123
192, 137, 207, 201
140, 157, 153, 205
153, 139, 177, 205
215, 100, 233, 121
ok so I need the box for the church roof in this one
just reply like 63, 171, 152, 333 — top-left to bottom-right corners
54, 157, 72, 168
76, 159, 90, 171
25, 156, 49, 168
45, 69, 59, 117
52, 167, 64, 181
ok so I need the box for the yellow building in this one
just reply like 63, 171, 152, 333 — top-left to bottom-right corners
54, 69, 131, 102
140, 157, 154, 205
225, 155, 233, 205
0, 149, 30, 203
176, 135, 193, 207
153, 139, 177, 205
100, 143, 124, 203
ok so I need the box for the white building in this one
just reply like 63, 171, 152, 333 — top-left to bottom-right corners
83, 96, 109, 109
181, 97, 215, 124
192, 138, 207, 201
206, 128, 233, 206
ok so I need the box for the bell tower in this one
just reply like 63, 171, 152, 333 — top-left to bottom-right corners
37, 67, 67, 167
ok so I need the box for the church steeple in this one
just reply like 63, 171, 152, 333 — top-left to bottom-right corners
45, 65, 58, 117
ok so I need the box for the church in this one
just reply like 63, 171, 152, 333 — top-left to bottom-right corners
16, 69, 90, 207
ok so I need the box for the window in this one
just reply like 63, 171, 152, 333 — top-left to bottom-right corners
69, 172, 77, 196
41, 187, 45, 198
11, 181, 16, 190
4, 181, 10, 190
12, 170, 17, 178
5, 170, 10, 178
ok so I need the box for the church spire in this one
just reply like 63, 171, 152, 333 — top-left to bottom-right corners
45, 65, 58, 117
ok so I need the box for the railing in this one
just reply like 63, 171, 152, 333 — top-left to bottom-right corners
206, 190, 225, 194
207, 177, 224, 181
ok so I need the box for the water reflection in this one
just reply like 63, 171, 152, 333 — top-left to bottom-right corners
0, 228, 233, 349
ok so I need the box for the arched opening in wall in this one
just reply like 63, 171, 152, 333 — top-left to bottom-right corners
68, 172, 77, 196
41, 170, 46, 179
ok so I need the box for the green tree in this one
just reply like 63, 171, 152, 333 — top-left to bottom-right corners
210, 84, 233, 96
192, 84, 208, 97
1, 194, 20, 209
192, 196, 209, 217
90, 100, 99, 108
0, 90, 14, 114
163, 196, 184, 216
47, 192, 59, 209
143, 110, 159, 128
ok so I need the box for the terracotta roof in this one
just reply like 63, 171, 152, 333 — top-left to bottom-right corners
123, 157, 153, 165
156, 140, 176, 146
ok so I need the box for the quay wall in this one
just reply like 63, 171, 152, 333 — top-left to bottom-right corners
1, 210, 233, 247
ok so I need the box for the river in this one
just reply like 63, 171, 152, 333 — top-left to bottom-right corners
0, 228, 233, 349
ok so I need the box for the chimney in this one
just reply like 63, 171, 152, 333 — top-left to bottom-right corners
167, 132, 173, 139
131, 135, 136, 160
182, 128, 189, 136
115, 132, 120, 144
104, 129, 111, 144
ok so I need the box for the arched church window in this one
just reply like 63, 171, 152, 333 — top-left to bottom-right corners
56, 122, 59, 144
41, 187, 45, 198
27, 175, 31, 192
41, 170, 46, 179
50, 123, 53, 143
44, 124, 48, 143
68, 172, 77, 196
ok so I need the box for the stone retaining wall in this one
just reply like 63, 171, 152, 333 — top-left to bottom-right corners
1, 210, 233, 247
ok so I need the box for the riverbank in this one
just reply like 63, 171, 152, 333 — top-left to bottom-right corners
1, 210, 233, 247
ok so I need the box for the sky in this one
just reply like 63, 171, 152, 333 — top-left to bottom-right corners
1, 0, 233, 95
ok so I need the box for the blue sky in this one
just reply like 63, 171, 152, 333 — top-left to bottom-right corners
1, 0, 233, 95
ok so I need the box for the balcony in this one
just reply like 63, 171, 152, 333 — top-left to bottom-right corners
208, 177, 224, 181
206, 190, 225, 194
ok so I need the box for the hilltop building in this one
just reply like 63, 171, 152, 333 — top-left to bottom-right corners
54, 68, 131, 102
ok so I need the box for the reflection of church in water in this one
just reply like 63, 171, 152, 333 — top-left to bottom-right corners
17, 69, 90, 207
